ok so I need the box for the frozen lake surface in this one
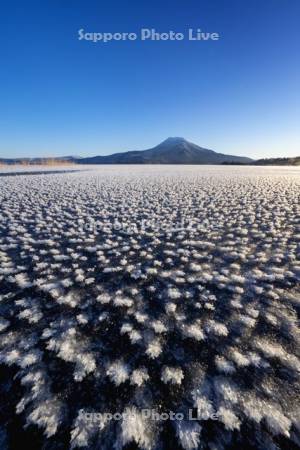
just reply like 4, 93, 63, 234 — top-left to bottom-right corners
0, 165, 299, 449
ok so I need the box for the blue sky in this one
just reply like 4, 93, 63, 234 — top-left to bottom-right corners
0, 0, 299, 159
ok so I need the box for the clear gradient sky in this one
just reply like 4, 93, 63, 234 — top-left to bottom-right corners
0, 0, 299, 159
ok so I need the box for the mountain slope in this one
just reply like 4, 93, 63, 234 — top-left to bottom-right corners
78, 137, 253, 164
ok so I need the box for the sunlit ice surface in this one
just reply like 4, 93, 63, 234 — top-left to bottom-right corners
0, 165, 299, 449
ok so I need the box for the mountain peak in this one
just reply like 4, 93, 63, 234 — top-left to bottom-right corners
163, 137, 187, 144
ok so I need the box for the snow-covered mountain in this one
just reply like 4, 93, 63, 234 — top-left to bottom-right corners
78, 137, 253, 164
